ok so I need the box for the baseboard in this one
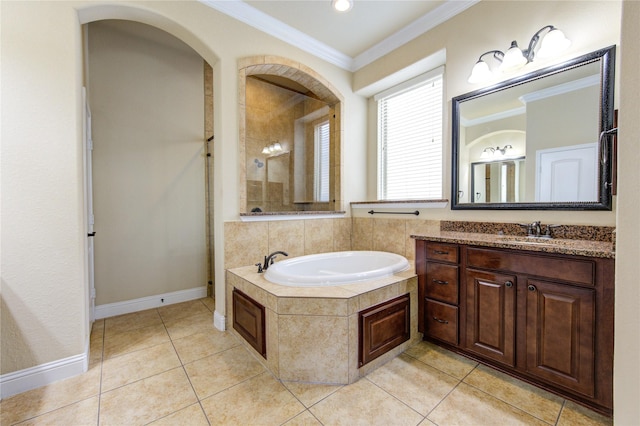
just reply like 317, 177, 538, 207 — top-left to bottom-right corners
0, 350, 88, 400
213, 310, 226, 331
95, 286, 208, 319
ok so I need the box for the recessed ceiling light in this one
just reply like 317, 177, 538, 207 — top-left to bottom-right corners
332, 0, 353, 13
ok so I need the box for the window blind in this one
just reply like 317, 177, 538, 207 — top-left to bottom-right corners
377, 68, 443, 200
315, 120, 330, 202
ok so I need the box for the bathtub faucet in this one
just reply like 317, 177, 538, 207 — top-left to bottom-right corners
262, 251, 289, 271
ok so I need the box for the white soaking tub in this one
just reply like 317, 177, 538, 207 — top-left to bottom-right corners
264, 251, 410, 286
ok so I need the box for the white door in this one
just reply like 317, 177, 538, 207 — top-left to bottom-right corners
83, 88, 96, 322
536, 143, 598, 202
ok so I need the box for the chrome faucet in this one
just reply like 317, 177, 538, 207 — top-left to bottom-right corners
260, 251, 288, 272
518, 221, 560, 239
531, 221, 542, 237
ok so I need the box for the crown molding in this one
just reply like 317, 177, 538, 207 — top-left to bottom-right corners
199, 0, 478, 72
352, 0, 479, 71
200, 0, 353, 70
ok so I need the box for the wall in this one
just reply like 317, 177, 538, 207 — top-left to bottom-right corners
356, 0, 621, 226
614, 1, 640, 423
1, 1, 88, 376
88, 20, 207, 305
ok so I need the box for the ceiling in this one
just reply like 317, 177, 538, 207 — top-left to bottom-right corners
200, 0, 478, 71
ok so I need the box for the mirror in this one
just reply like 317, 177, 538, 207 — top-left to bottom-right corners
240, 59, 342, 214
452, 46, 615, 210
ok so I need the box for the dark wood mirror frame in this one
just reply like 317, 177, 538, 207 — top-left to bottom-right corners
451, 45, 616, 210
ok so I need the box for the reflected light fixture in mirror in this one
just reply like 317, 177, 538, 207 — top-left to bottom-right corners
261, 142, 283, 155
480, 145, 512, 159
468, 25, 571, 83
332, 0, 353, 12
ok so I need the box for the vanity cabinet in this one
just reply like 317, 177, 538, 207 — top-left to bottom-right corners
416, 239, 614, 415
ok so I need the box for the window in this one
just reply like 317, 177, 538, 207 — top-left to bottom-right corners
314, 120, 330, 202
376, 67, 444, 200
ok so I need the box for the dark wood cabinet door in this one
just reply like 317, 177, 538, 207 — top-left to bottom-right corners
465, 268, 517, 367
359, 294, 410, 367
525, 279, 595, 397
233, 288, 266, 358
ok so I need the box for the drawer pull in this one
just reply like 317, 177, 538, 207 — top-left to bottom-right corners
528, 285, 537, 292
432, 279, 449, 285
433, 317, 449, 324
433, 250, 449, 255
505, 281, 513, 288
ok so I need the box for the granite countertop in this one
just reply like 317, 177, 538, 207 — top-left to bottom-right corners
411, 230, 615, 259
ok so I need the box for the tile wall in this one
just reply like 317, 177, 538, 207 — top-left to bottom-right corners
223, 217, 440, 271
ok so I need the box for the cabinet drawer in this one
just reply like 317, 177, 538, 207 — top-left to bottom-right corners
426, 242, 459, 263
467, 247, 595, 286
424, 299, 458, 345
426, 262, 459, 304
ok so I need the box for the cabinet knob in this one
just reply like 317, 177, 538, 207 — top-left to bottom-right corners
505, 281, 513, 288
432, 279, 449, 285
528, 284, 537, 292
433, 317, 449, 324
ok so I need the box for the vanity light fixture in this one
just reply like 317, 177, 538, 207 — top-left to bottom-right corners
332, 0, 353, 12
261, 142, 283, 155
481, 145, 513, 159
468, 25, 571, 84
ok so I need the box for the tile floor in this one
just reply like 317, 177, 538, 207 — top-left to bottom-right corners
1, 297, 613, 425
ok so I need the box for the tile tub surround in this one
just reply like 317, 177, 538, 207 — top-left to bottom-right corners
225, 265, 419, 384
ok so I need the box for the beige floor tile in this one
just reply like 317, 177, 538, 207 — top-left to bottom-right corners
427, 382, 548, 426
103, 323, 170, 359
405, 341, 478, 379
172, 328, 240, 364
91, 319, 104, 336
366, 354, 460, 416
89, 333, 104, 366
184, 345, 266, 399
310, 378, 424, 426
418, 418, 438, 426
104, 308, 163, 335
0, 365, 101, 425
163, 311, 213, 340
99, 368, 197, 426
282, 409, 323, 426
101, 342, 181, 391
200, 296, 215, 312
557, 401, 613, 426
282, 381, 343, 408
158, 300, 211, 322
200, 372, 305, 426
148, 403, 210, 426
15, 396, 99, 426
464, 364, 564, 424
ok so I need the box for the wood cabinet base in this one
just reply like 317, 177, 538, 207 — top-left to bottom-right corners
416, 240, 614, 417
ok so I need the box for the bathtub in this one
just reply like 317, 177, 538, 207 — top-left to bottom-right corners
264, 251, 410, 286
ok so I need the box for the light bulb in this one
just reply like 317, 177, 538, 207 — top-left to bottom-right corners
537, 28, 571, 58
332, 0, 353, 12
499, 41, 527, 72
468, 60, 493, 84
